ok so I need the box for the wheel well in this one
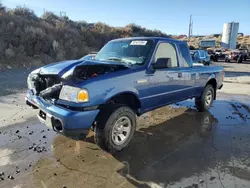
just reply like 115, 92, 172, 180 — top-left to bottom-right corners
206, 78, 217, 99
106, 93, 141, 113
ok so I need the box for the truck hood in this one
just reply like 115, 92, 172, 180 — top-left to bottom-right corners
39, 60, 84, 76
39, 59, 128, 77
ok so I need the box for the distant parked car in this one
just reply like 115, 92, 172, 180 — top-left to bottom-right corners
190, 50, 210, 66
225, 50, 244, 63
215, 49, 223, 56
207, 49, 226, 62
207, 49, 218, 62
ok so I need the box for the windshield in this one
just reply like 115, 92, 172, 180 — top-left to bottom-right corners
95, 39, 154, 66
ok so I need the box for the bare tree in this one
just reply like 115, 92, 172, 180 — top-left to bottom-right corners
0, 1, 6, 12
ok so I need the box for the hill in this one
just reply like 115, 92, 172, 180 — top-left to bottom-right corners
0, 5, 168, 69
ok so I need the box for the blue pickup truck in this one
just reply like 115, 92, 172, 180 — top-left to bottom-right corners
26, 37, 224, 152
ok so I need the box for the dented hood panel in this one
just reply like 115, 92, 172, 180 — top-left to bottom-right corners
39, 59, 125, 77
39, 60, 83, 76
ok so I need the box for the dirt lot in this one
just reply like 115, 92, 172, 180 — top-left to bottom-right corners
0, 62, 250, 188
214, 60, 250, 84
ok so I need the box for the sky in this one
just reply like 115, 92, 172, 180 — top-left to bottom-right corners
2, 0, 250, 35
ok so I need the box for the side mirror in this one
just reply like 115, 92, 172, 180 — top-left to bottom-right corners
152, 58, 171, 69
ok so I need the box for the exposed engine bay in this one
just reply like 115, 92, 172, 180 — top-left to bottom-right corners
72, 64, 128, 81
30, 64, 127, 100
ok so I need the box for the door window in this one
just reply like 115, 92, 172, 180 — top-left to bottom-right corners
153, 42, 178, 68
199, 50, 205, 57
205, 51, 209, 57
179, 44, 192, 67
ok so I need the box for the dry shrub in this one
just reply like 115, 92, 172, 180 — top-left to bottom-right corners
56, 21, 66, 29
9, 6, 37, 20
0, 39, 7, 57
41, 12, 60, 22
0, 19, 7, 32
0, 2, 6, 13
52, 40, 59, 52
25, 26, 43, 36
56, 48, 65, 61
5, 48, 15, 58
40, 53, 53, 64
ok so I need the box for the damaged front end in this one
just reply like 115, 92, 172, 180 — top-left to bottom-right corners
27, 61, 128, 103
25, 60, 127, 138
28, 74, 62, 100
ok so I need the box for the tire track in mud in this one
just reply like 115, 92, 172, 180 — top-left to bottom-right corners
241, 104, 250, 115
230, 103, 250, 122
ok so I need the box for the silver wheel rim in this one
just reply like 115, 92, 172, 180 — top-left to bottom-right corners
112, 116, 131, 145
205, 90, 212, 106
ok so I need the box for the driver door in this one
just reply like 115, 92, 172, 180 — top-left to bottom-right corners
142, 42, 186, 111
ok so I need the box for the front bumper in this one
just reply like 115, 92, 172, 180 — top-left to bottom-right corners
25, 90, 99, 138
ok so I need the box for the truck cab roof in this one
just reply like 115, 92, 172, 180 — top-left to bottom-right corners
111, 37, 186, 44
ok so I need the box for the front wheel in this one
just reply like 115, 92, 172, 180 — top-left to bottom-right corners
94, 106, 136, 152
195, 85, 215, 112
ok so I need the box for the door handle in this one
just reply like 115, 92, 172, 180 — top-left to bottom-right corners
178, 73, 183, 78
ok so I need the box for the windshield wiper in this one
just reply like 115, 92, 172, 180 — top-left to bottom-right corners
107, 57, 122, 61
98, 57, 136, 67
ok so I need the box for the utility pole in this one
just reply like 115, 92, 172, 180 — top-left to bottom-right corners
188, 15, 193, 41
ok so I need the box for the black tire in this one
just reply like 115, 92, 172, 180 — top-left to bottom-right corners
195, 85, 215, 112
214, 55, 218, 62
237, 58, 242, 63
237, 55, 243, 63
210, 56, 214, 62
94, 106, 136, 153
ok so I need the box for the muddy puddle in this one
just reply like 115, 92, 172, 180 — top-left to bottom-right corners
0, 94, 250, 188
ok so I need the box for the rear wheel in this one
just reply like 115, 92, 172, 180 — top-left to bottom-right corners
237, 55, 243, 63
94, 106, 136, 152
214, 55, 218, 62
195, 85, 215, 112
